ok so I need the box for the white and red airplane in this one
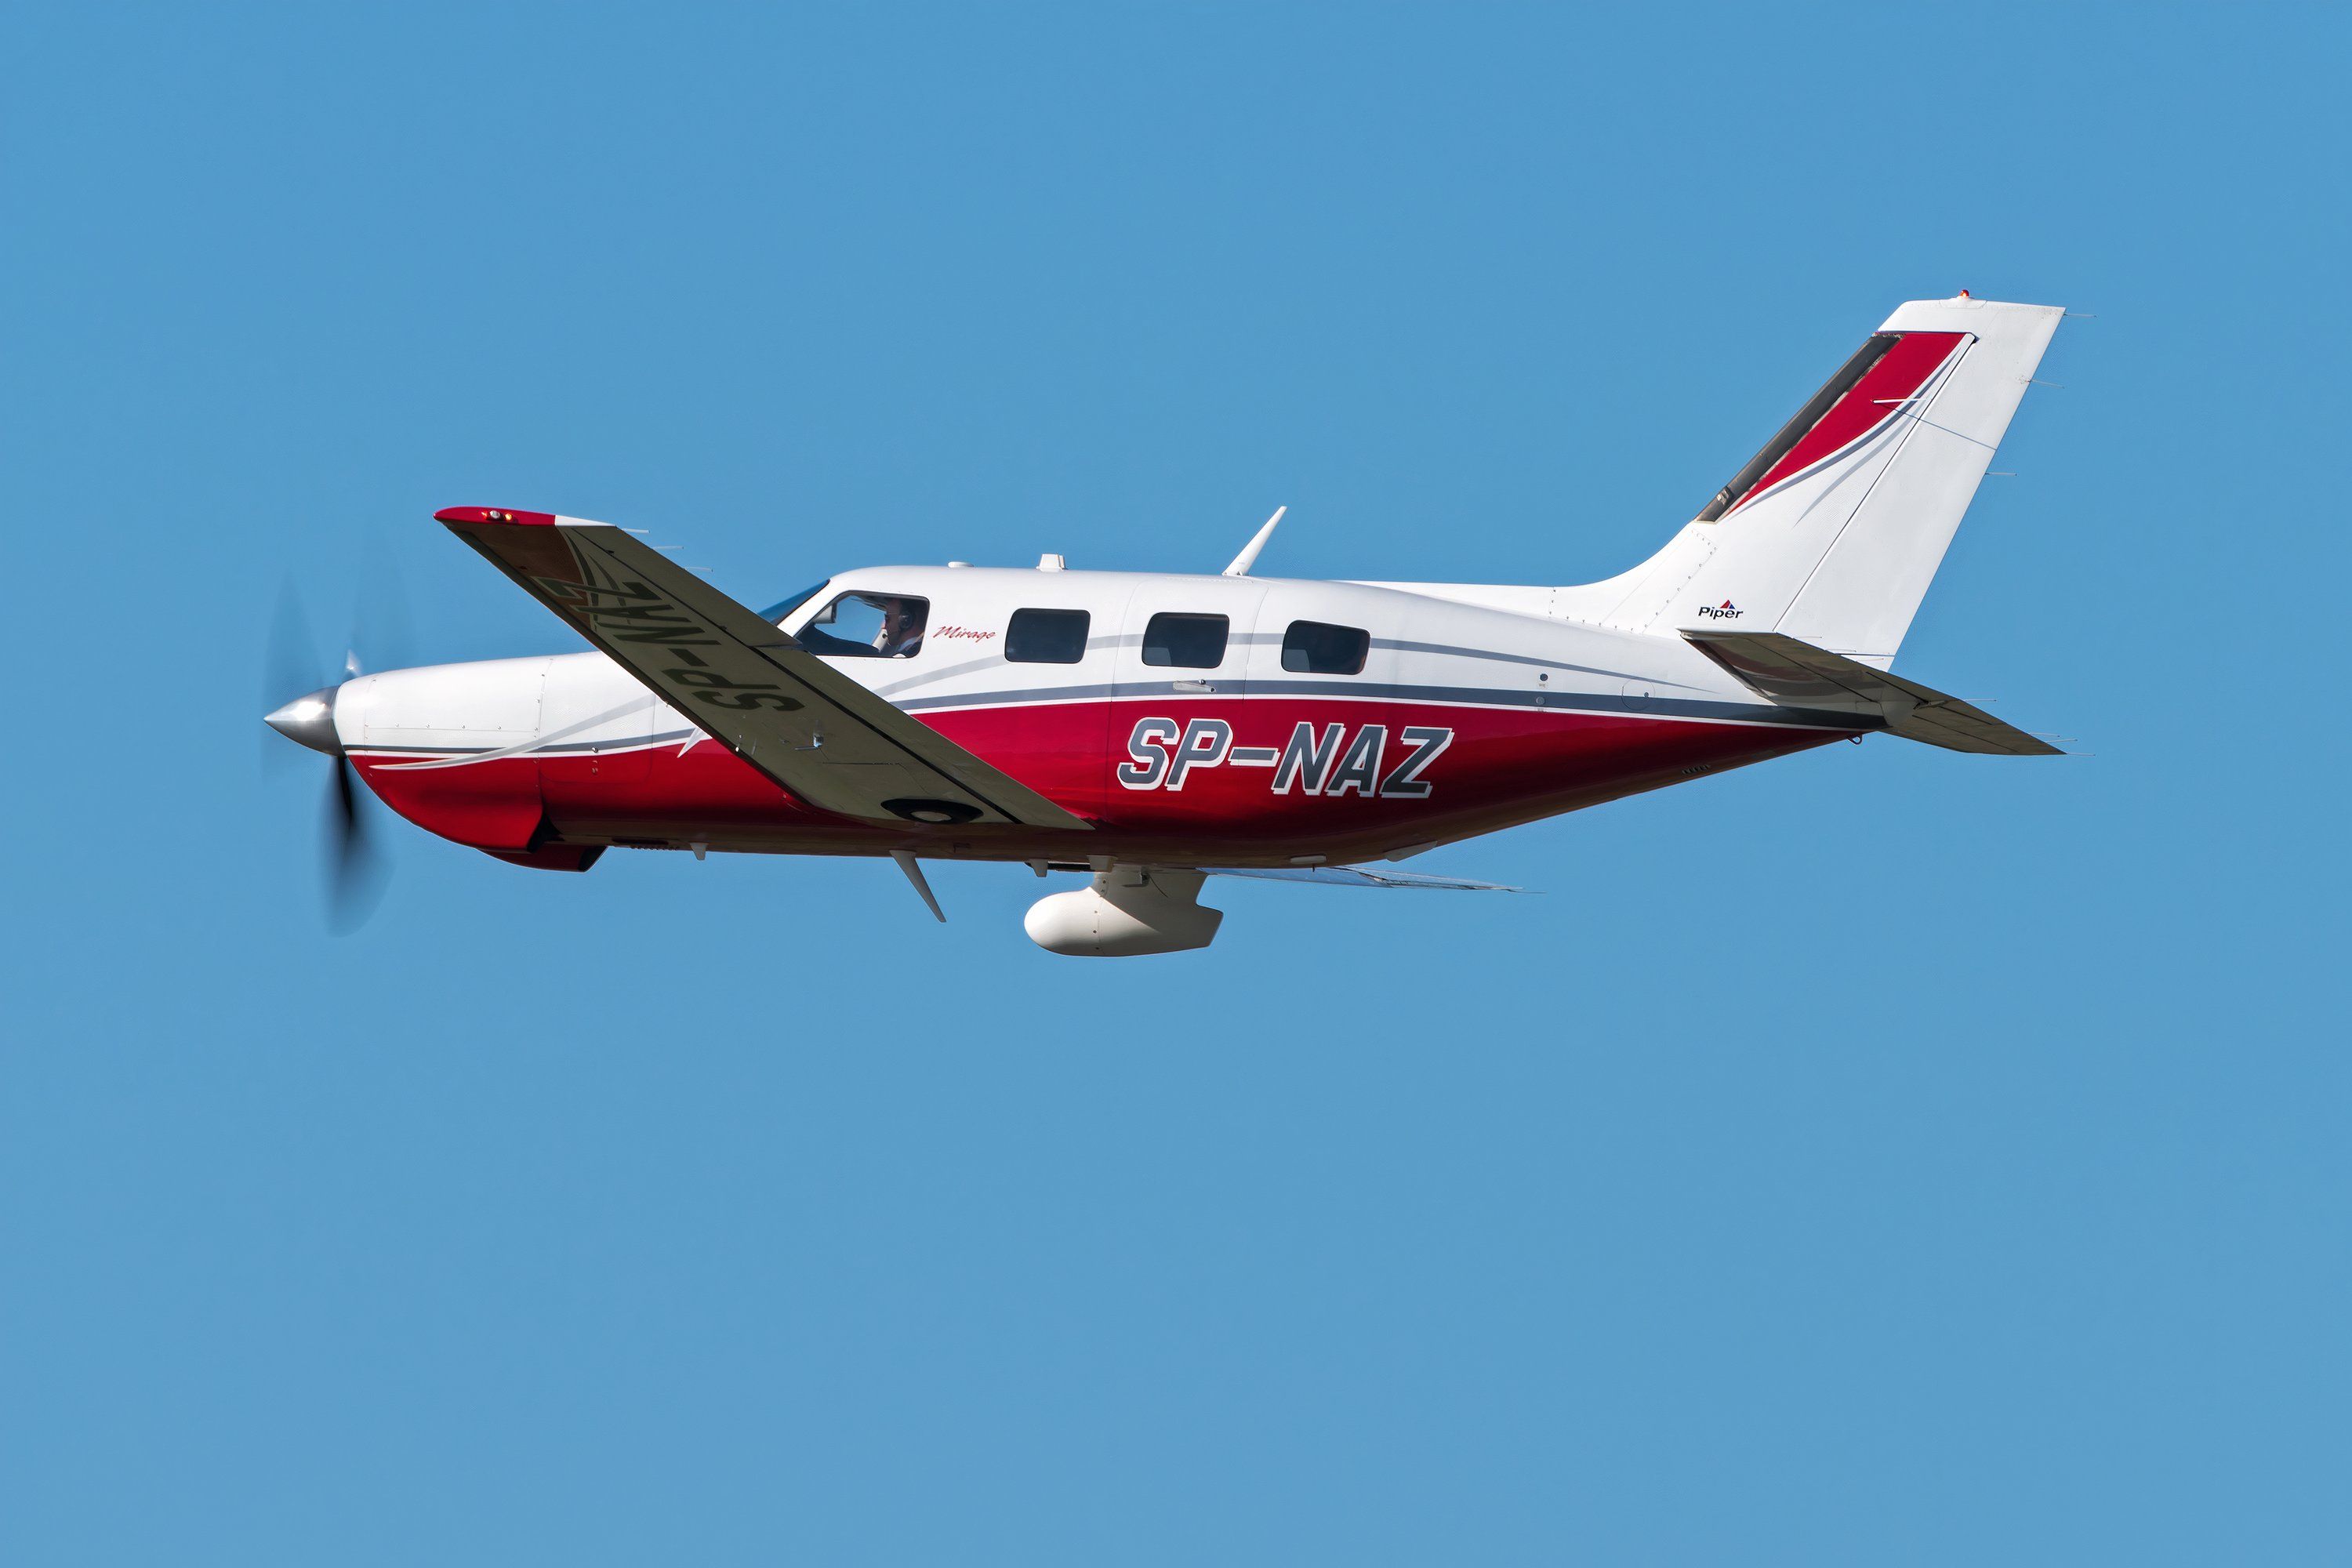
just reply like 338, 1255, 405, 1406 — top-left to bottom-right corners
267, 293, 2064, 954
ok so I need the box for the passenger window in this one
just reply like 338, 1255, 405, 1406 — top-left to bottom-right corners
1282, 619, 1370, 675
799, 592, 929, 659
1007, 608, 1090, 664
1142, 612, 1228, 669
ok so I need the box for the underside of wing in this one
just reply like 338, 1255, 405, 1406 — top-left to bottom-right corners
1202, 865, 1526, 891
437, 507, 1093, 829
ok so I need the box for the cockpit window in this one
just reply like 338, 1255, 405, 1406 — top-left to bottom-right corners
799, 592, 930, 659
759, 582, 828, 624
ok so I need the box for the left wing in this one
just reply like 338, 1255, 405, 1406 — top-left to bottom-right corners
436, 507, 1092, 830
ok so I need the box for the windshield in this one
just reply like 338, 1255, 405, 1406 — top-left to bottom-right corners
758, 582, 828, 624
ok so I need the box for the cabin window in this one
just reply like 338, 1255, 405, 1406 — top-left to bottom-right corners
1282, 619, 1370, 675
1007, 608, 1090, 664
1142, 612, 1228, 669
799, 592, 929, 658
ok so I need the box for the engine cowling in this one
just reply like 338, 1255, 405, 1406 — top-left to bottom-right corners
1025, 867, 1223, 956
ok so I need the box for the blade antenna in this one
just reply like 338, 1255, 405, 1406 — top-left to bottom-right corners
1222, 506, 1286, 577
891, 851, 947, 923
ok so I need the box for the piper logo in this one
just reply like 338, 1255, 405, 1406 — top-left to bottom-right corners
1696, 599, 1743, 620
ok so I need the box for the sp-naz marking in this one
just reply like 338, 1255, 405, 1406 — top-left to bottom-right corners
534, 563, 807, 714
1118, 716, 1453, 798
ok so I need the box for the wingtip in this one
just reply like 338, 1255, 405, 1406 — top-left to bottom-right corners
434, 506, 558, 527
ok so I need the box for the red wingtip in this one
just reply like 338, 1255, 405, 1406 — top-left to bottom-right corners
435, 506, 558, 527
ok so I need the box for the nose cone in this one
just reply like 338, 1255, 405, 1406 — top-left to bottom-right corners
264, 686, 343, 757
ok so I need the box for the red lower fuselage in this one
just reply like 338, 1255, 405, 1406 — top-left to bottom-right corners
354, 692, 1842, 871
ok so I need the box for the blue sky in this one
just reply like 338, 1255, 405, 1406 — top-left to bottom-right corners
4, 3, 2347, 1562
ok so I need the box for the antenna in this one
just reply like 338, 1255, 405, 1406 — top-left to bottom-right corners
1222, 506, 1286, 577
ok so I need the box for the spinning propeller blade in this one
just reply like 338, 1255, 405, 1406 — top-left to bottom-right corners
262, 582, 393, 932
260, 584, 320, 775
324, 752, 387, 934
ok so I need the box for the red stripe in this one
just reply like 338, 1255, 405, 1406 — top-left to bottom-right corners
353, 698, 1845, 861
1726, 332, 1965, 516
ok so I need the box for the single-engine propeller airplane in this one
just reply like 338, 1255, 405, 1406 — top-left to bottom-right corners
267, 292, 2067, 954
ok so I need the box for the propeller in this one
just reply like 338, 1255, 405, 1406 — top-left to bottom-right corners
260, 584, 320, 776
263, 580, 390, 932
321, 739, 386, 934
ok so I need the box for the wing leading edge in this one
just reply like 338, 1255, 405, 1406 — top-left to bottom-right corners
435, 507, 1092, 830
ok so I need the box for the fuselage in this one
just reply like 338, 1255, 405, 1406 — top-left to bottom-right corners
332, 564, 1853, 870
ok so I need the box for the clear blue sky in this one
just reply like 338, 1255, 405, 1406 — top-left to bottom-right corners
5, 3, 2346, 1562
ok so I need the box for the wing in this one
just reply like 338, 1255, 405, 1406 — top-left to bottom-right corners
1682, 629, 2061, 757
1202, 864, 1526, 891
437, 507, 1093, 830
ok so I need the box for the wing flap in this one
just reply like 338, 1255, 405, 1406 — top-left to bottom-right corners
1682, 629, 2060, 756
437, 507, 1092, 829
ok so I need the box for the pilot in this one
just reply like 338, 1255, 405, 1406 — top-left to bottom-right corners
875, 597, 924, 658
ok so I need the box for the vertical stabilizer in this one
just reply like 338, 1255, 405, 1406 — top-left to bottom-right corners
1557, 295, 2061, 667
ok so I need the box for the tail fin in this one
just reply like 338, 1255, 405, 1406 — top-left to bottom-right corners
1562, 295, 2062, 668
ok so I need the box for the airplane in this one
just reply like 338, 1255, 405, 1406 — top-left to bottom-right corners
265, 292, 2066, 955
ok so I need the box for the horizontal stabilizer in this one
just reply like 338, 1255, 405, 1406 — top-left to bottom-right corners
1682, 630, 2060, 756
1203, 864, 1526, 891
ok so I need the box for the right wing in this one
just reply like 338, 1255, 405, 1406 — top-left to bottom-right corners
1202, 865, 1526, 891
437, 507, 1093, 829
